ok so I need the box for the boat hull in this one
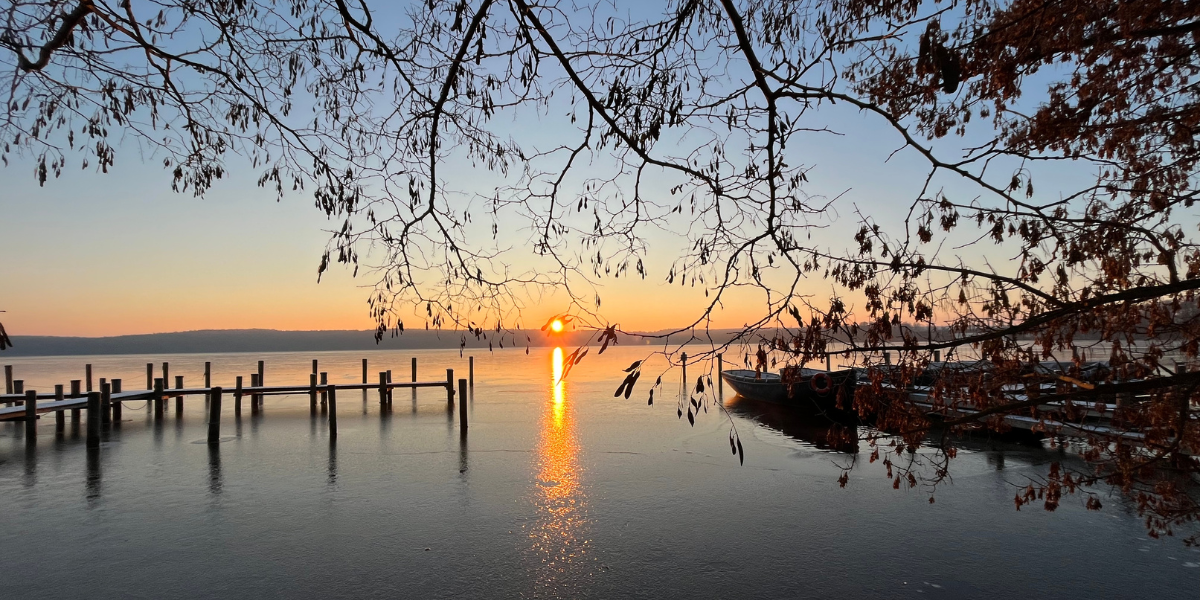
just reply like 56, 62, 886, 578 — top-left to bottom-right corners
721, 368, 859, 424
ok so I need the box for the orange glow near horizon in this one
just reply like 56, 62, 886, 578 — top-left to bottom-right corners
550, 319, 564, 333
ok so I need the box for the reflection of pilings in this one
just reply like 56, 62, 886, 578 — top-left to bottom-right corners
207, 443, 222, 496
459, 427, 469, 475
23, 441, 36, 488
327, 437, 338, 487
85, 447, 101, 502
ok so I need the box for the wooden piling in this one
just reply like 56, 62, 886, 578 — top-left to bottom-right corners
153, 378, 165, 418
386, 370, 393, 404
3, 365, 11, 394
362, 359, 368, 385
55, 385, 65, 431
146, 363, 153, 390
250, 374, 260, 410
70, 380, 82, 422
86, 392, 101, 448
826, 354, 832, 371
25, 389, 37, 439
717, 353, 724, 398
161, 362, 169, 395
235, 376, 244, 415
469, 356, 474, 391
320, 372, 328, 405
681, 352, 688, 390
208, 387, 222, 445
327, 384, 337, 440
378, 372, 387, 405
86, 364, 93, 392
175, 375, 184, 415
884, 351, 891, 365
412, 357, 417, 383
100, 382, 112, 426
111, 379, 122, 423
446, 369, 455, 405
204, 362, 212, 388
257, 360, 265, 390
13, 379, 22, 394
458, 379, 468, 432
309, 373, 318, 412
312, 359, 319, 376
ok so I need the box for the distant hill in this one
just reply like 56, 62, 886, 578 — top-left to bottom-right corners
0, 327, 748, 357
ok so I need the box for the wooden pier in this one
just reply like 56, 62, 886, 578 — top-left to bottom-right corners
0, 356, 476, 447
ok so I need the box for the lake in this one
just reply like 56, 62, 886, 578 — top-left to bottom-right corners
1, 346, 1195, 598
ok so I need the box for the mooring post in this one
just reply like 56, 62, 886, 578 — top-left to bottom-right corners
933, 350, 941, 363
469, 357, 474, 398
86, 391, 101, 448
446, 369, 455, 406
86, 364, 93, 392
362, 359, 368, 385
204, 362, 212, 388
378, 372, 387, 405
25, 389, 37, 440
4, 365, 11, 394
681, 352, 688, 390
327, 384, 338, 440
386, 370, 393, 404
884, 351, 891, 365
111, 379, 122, 423
257, 360, 265, 391
175, 375, 184, 415
70, 380, 82, 422
162, 362, 169, 395
208, 387, 222, 445
320, 372, 328, 405
458, 379, 468, 432
55, 384, 65, 432
153, 378, 165, 419
717, 353, 724, 398
412, 357, 417, 383
235, 376, 244, 415
250, 374, 260, 411
100, 382, 112, 426
146, 363, 153, 390
9, 379, 21, 409
309, 373, 318, 413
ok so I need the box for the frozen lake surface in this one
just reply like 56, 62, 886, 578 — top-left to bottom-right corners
1, 347, 1196, 598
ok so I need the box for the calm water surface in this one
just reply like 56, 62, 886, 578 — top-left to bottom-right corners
1, 347, 1196, 599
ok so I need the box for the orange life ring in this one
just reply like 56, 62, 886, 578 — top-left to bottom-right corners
809, 372, 833, 394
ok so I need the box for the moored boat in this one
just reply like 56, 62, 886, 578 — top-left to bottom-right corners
721, 367, 859, 424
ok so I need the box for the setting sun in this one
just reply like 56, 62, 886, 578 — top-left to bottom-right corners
550, 319, 564, 333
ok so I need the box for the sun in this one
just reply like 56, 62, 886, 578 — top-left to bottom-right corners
550, 319, 564, 333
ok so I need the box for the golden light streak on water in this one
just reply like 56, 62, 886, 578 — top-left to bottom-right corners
528, 347, 591, 593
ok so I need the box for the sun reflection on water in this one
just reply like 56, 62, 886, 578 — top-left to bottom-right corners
528, 347, 591, 593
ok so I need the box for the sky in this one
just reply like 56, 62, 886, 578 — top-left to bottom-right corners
0, 1, 1091, 338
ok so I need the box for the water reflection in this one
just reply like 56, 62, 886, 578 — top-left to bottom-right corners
207, 444, 223, 496
528, 347, 591, 594
726, 396, 858, 453
85, 447, 101, 503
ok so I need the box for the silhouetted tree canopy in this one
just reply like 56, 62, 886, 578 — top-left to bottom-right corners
2, 0, 1197, 541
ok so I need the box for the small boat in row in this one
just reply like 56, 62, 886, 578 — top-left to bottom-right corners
720, 367, 859, 424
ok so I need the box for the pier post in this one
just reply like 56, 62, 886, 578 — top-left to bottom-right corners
826, 354, 832, 372
208, 387, 222, 445
379, 372, 387, 405
362, 359, 368, 385
235, 376, 244, 416
146, 363, 153, 390
100, 382, 112, 426
320, 372, 328, 405
446, 369, 455, 406
86, 392, 101, 448
175, 375, 184, 415
327, 384, 337, 440
469, 357, 474, 399
4, 365, 11, 394
70, 380, 82, 422
13, 380, 22, 395
458, 379, 468, 433
250, 374, 260, 411
257, 360, 265, 390
112, 379, 122, 423
884, 351, 891, 365
55, 385, 65, 432
309, 374, 318, 413
681, 352, 687, 390
25, 389, 37, 440
386, 370, 393, 404
154, 378, 165, 419
412, 357, 417, 383
933, 350, 941, 363
717, 353, 724, 399
161, 362, 169, 395
86, 364, 93, 392
204, 362, 212, 388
